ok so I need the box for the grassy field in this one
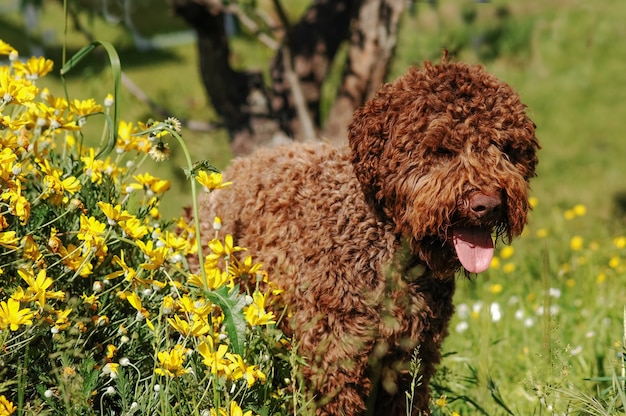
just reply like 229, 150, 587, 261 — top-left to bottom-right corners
2, 0, 626, 414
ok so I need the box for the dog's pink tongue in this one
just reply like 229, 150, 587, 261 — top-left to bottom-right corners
452, 227, 494, 273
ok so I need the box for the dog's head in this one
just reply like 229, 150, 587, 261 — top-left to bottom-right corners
348, 59, 539, 276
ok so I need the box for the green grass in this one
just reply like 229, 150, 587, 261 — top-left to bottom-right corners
2, 0, 626, 414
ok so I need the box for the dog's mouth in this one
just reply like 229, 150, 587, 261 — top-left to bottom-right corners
451, 226, 494, 273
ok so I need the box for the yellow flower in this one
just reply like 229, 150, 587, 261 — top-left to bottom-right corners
536, 228, 548, 238
77, 215, 106, 246
18, 268, 65, 308
130, 172, 171, 195
229, 255, 266, 281
502, 262, 516, 274
563, 210, 575, 220
58, 244, 93, 277
0, 394, 16, 415
24, 101, 79, 131
0, 231, 18, 249
136, 240, 168, 271
40, 171, 81, 204
2, 180, 30, 224
69, 98, 103, 117
0, 147, 17, 181
230, 401, 254, 416
0, 66, 38, 104
106, 344, 118, 359
105, 251, 137, 281
81, 293, 101, 309
155, 344, 190, 378
613, 237, 626, 249
528, 197, 538, 209
161, 295, 176, 314
81, 148, 106, 184
202, 266, 231, 290
102, 363, 119, 379
434, 395, 447, 407
196, 170, 232, 191
570, 236, 584, 251
0, 40, 17, 55
119, 217, 149, 239
225, 352, 267, 387
0, 298, 34, 331
489, 256, 500, 270
53, 308, 72, 331
573, 204, 586, 217
0, 113, 29, 131
12, 56, 54, 81
609, 256, 620, 269
198, 337, 232, 377
125, 291, 154, 330
210, 402, 254, 416
176, 295, 213, 318
167, 314, 211, 337
207, 234, 244, 260
160, 231, 189, 253
21, 235, 43, 263
597, 273, 607, 283
41, 88, 68, 112
244, 291, 276, 326
97, 202, 134, 225
489, 283, 503, 295
499, 246, 514, 259
60, 366, 77, 379
115, 120, 145, 152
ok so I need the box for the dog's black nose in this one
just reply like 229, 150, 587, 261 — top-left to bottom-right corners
469, 193, 502, 219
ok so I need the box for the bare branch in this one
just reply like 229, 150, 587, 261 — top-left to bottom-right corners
280, 45, 317, 141
226, 3, 279, 50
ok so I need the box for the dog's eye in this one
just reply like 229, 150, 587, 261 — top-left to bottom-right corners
501, 143, 523, 164
435, 147, 454, 159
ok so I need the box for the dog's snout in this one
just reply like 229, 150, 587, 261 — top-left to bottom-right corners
468, 193, 502, 219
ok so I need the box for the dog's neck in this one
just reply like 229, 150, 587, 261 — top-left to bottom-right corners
387, 235, 460, 282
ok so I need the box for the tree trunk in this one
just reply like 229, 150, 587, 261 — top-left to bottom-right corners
324, 0, 406, 143
170, 0, 285, 155
171, 0, 405, 154
269, 0, 357, 140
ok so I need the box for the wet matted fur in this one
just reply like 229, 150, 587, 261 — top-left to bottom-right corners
195, 59, 539, 415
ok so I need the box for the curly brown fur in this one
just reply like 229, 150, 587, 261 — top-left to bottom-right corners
195, 59, 539, 415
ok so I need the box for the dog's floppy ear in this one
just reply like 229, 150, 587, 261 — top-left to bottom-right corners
347, 86, 391, 210
348, 63, 435, 210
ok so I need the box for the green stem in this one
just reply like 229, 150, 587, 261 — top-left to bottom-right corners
166, 129, 207, 290
541, 243, 552, 375
17, 344, 27, 416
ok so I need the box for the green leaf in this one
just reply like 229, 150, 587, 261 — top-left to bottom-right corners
59, 40, 121, 159
204, 285, 248, 356
585, 376, 626, 382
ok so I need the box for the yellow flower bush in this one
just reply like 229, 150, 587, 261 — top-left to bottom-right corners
0, 40, 292, 415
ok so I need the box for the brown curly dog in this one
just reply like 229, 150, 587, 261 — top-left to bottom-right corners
197, 59, 539, 415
